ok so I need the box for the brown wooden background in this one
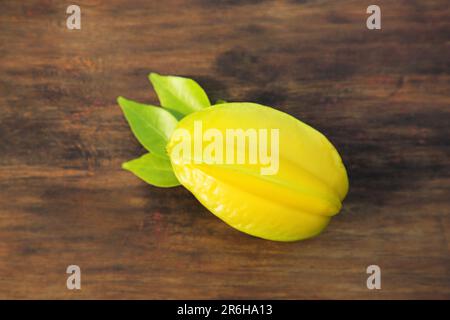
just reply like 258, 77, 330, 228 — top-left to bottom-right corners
0, 0, 449, 299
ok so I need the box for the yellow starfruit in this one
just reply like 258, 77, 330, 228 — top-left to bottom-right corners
118, 73, 349, 242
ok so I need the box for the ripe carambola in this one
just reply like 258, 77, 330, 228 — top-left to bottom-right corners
119, 73, 349, 242
167, 103, 348, 241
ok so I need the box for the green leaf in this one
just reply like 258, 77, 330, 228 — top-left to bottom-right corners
123, 153, 180, 187
149, 73, 210, 116
164, 108, 185, 121
215, 99, 227, 104
118, 96, 178, 158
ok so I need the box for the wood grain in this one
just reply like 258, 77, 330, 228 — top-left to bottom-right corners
0, 0, 449, 299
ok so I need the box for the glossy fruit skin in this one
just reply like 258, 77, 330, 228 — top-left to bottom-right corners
167, 103, 349, 241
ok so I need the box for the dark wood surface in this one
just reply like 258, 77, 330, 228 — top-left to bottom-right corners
0, 0, 449, 299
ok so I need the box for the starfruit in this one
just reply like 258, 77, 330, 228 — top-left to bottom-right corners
118, 73, 349, 242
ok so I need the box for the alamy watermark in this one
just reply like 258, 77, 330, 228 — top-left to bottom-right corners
366, 5, 381, 30
170, 121, 280, 175
366, 265, 381, 289
66, 5, 81, 30
66, 265, 81, 290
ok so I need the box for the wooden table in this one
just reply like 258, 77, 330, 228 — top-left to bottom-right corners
0, 0, 449, 299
